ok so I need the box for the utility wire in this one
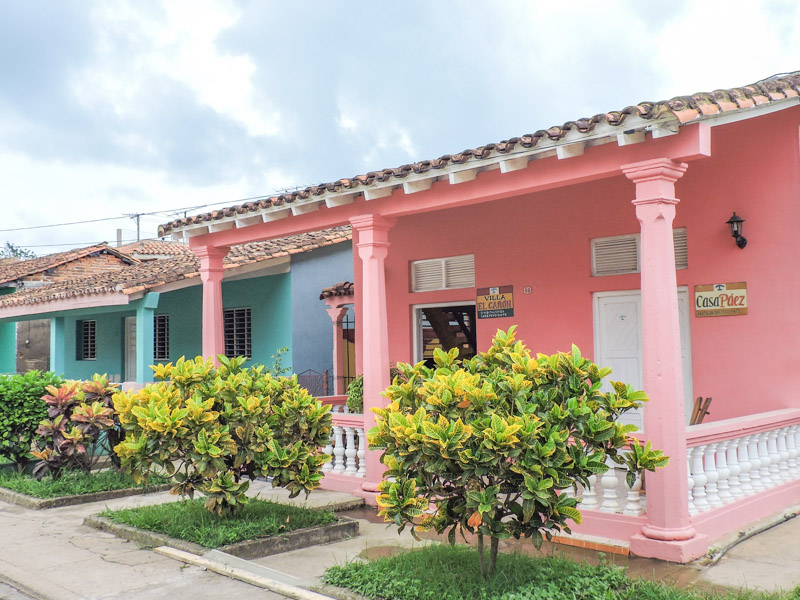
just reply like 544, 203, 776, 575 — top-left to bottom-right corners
0, 193, 278, 234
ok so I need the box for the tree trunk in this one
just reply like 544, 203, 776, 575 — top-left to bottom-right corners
477, 532, 487, 579
489, 536, 499, 576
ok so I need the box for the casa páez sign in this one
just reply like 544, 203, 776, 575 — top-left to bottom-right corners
477, 286, 514, 319
695, 282, 747, 317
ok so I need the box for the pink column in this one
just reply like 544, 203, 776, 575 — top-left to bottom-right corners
350, 214, 395, 494
623, 159, 706, 562
195, 245, 229, 361
325, 303, 350, 395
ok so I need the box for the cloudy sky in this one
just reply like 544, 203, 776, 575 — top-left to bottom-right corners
1, 1, 798, 254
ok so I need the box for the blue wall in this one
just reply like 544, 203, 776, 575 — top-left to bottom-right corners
290, 242, 353, 378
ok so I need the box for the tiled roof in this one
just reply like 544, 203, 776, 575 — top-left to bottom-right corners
0, 244, 138, 286
159, 71, 800, 237
319, 281, 354, 300
0, 227, 351, 309
116, 239, 194, 257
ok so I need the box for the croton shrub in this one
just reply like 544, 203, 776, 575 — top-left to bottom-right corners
0, 371, 63, 467
32, 374, 121, 480
369, 327, 668, 578
113, 356, 333, 515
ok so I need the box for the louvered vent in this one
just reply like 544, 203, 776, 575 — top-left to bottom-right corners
673, 227, 688, 270
592, 228, 687, 276
412, 254, 475, 292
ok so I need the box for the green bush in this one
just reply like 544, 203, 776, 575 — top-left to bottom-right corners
347, 367, 403, 413
113, 355, 333, 515
0, 371, 63, 466
369, 327, 668, 578
32, 374, 120, 480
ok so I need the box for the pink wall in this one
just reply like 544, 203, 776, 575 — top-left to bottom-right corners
375, 107, 800, 422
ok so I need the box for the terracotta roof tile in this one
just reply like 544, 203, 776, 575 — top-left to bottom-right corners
0, 227, 351, 309
116, 239, 194, 257
159, 71, 800, 237
319, 281, 354, 300
0, 244, 139, 286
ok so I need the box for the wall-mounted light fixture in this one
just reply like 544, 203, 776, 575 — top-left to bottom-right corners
726, 212, 747, 249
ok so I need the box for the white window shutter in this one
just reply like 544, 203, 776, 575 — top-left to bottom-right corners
673, 227, 688, 270
412, 255, 475, 292
592, 228, 687, 276
444, 255, 475, 289
592, 235, 640, 276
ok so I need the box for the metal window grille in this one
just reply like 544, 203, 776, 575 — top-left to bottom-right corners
79, 320, 96, 360
341, 308, 355, 391
153, 314, 169, 361
224, 307, 252, 358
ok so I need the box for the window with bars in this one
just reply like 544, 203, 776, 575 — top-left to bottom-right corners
224, 307, 252, 358
153, 314, 169, 361
77, 320, 96, 360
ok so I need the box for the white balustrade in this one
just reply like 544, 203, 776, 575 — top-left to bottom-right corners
322, 413, 366, 479
599, 469, 621, 513
687, 421, 800, 514
580, 474, 598, 510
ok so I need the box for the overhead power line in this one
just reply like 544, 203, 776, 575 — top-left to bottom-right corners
0, 193, 278, 234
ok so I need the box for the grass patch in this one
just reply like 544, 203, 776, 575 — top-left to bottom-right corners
0, 470, 169, 498
102, 497, 337, 548
322, 544, 797, 600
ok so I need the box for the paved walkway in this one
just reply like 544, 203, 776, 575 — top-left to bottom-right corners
1, 480, 798, 599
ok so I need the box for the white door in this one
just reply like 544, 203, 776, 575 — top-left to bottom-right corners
124, 317, 136, 382
593, 289, 693, 432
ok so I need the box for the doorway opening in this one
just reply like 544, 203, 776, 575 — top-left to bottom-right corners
413, 303, 477, 367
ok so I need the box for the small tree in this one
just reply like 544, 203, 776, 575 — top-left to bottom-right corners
369, 327, 668, 578
0, 242, 35, 260
32, 374, 120, 479
113, 356, 333, 515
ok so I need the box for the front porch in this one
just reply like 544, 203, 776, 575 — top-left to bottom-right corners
315, 399, 800, 562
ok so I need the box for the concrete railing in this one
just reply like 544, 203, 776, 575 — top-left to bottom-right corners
686, 408, 800, 514
317, 396, 366, 493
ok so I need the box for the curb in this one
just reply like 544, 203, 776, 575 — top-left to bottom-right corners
0, 484, 171, 510
154, 546, 336, 600
84, 513, 359, 559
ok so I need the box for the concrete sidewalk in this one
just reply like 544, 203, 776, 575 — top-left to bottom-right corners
1, 479, 799, 599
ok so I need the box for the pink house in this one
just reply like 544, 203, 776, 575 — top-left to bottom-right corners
159, 71, 800, 563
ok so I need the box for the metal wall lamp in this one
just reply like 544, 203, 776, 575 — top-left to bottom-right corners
726, 212, 747, 249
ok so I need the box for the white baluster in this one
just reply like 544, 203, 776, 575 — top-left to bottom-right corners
690, 446, 710, 513
581, 474, 598, 510
332, 426, 345, 473
599, 468, 621, 513
322, 432, 334, 472
704, 443, 722, 508
623, 472, 644, 516
748, 436, 763, 492
726, 440, 742, 500
357, 428, 366, 477
776, 428, 791, 483
737, 437, 755, 497
757, 432, 772, 489
687, 456, 696, 515
344, 427, 358, 474
786, 425, 799, 478
715, 441, 733, 504
767, 430, 782, 486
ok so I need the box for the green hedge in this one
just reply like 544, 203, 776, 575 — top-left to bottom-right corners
0, 371, 63, 465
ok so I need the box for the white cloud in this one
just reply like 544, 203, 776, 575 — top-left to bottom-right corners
72, 0, 280, 137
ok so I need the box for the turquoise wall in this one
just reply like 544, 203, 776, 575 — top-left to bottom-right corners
0, 288, 16, 373
2, 270, 293, 380
223, 273, 293, 368
155, 286, 202, 362
0, 321, 15, 374
62, 310, 135, 380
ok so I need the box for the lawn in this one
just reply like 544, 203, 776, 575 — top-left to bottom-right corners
0, 470, 169, 498
102, 497, 337, 548
322, 544, 798, 600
